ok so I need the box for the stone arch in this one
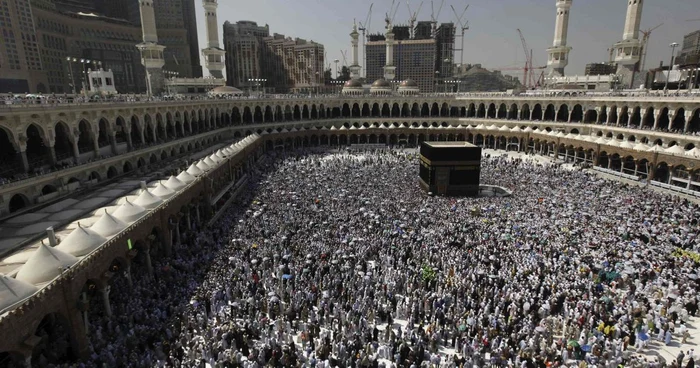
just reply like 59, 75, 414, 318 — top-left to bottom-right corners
362, 103, 371, 117
31, 311, 78, 365
544, 104, 555, 121
97, 118, 110, 148
570, 105, 584, 123
671, 108, 686, 131
123, 161, 134, 173
689, 108, 700, 133
629, 106, 642, 127
657, 107, 670, 129
77, 119, 94, 154
618, 106, 629, 126
599, 106, 608, 124
9, 193, 30, 213
382, 103, 391, 117
508, 104, 518, 120
641, 107, 654, 129
584, 109, 597, 124
54, 121, 74, 161
392, 103, 401, 117
130, 115, 142, 146
253, 106, 263, 124
497, 103, 507, 119
243, 106, 253, 124
25, 123, 50, 168
532, 104, 543, 121
351, 103, 360, 117
556, 105, 569, 122
143, 114, 156, 144
487, 103, 496, 119
653, 162, 669, 183
107, 166, 119, 178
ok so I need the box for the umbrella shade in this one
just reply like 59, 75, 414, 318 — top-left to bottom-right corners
581, 345, 592, 352
567, 340, 580, 348
282, 274, 293, 280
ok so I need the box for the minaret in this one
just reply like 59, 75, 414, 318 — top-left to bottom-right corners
349, 22, 361, 80
614, 0, 644, 88
546, 0, 572, 77
383, 20, 396, 81
202, 0, 225, 79
136, 0, 166, 96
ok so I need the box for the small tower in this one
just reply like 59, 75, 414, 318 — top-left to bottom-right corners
614, 0, 644, 88
136, 0, 166, 95
349, 22, 361, 80
546, 0, 572, 77
383, 21, 396, 81
202, 0, 225, 79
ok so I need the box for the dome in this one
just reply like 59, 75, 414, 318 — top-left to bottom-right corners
176, 171, 196, 184
90, 209, 127, 238
112, 199, 147, 223
665, 145, 686, 155
55, 224, 107, 257
0, 274, 38, 312
187, 163, 203, 177
371, 79, 391, 88
344, 79, 362, 88
16, 243, 78, 285
203, 157, 217, 167
164, 176, 186, 191
208, 86, 243, 95
399, 79, 418, 87
196, 160, 211, 172
133, 188, 163, 209
151, 182, 175, 200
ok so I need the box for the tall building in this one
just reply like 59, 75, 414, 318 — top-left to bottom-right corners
0, 0, 49, 93
366, 39, 436, 92
546, 0, 572, 77
93, 0, 201, 78
223, 21, 324, 93
264, 36, 324, 93
31, 0, 146, 94
223, 21, 270, 89
585, 63, 617, 76
435, 23, 455, 79
677, 30, 700, 66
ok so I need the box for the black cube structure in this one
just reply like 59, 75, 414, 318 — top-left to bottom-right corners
419, 142, 481, 196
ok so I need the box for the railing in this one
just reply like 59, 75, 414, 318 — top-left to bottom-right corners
3, 90, 699, 110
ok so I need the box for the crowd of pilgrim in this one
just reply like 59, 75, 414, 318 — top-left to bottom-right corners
20, 148, 700, 368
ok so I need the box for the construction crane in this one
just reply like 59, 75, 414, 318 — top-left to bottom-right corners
385, 0, 401, 29
357, 3, 373, 79
639, 23, 663, 72
517, 29, 546, 89
430, 0, 445, 37
340, 50, 349, 67
450, 4, 469, 68
406, 0, 424, 39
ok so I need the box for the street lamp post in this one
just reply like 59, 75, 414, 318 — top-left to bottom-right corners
66, 57, 77, 94
664, 42, 679, 92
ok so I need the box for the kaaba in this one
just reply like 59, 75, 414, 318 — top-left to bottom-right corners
419, 141, 481, 196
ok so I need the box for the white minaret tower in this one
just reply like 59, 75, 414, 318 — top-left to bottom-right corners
614, 0, 644, 88
383, 20, 396, 81
202, 0, 225, 79
136, 0, 166, 96
349, 22, 361, 80
546, 0, 572, 76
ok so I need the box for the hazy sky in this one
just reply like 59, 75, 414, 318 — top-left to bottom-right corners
194, 0, 700, 78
